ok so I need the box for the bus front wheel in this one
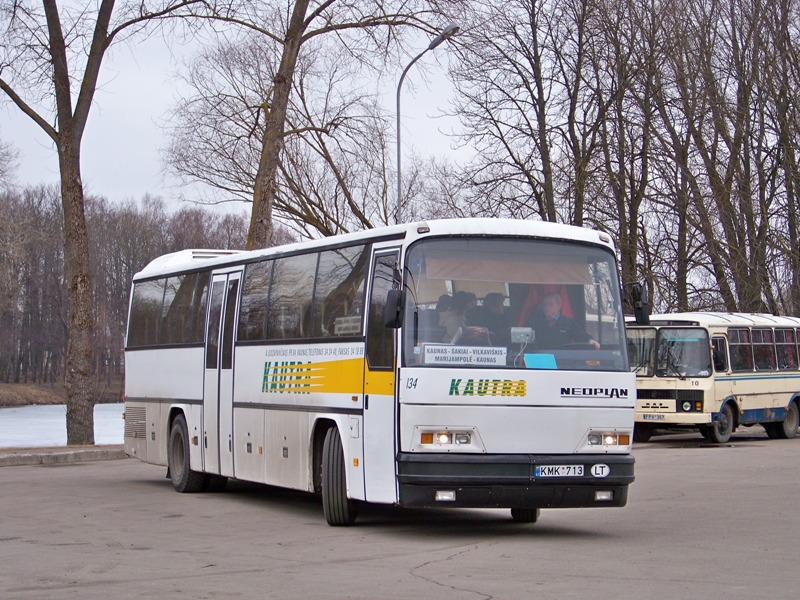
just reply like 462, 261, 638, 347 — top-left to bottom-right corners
321, 427, 358, 526
708, 404, 734, 444
633, 424, 653, 443
511, 508, 540, 523
168, 414, 205, 493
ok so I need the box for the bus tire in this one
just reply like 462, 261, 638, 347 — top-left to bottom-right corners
777, 401, 799, 439
168, 414, 205, 493
763, 422, 780, 439
511, 508, 540, 523
202, 474, 229, 492
633, 425, 653, 443
708, 404, 734, 444
321, 427, 357, 526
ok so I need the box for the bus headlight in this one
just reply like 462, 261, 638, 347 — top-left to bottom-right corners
455, 433, 471, 445
413, 426, 484, 453
579, 429, 632, 453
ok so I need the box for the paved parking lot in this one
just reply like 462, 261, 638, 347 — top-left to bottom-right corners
1, 430, 797, 599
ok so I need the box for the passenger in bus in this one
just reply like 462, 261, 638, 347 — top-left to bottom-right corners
441, 291, 477, 342
467, 292, 511, 345
435, 294, 453, 327
529, 291, 600, 349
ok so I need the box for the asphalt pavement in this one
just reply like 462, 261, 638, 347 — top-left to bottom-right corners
2, 429, 798, 600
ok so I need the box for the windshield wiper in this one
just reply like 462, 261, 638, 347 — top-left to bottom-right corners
665, 348, 686, 379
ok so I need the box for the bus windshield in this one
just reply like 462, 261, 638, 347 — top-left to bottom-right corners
401, 237, 627, 371
626, 328, 656, 377
627, 327, 711, 378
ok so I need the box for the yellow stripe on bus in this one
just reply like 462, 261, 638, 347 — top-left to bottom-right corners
262, 357, 366, 395
262, 357, 397, 396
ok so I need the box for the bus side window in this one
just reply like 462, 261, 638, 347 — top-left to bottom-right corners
366, 252, 398, 369
712, 337, 728, 372
128, 278, 166, 347
776, 328, 798, 370
728, 328, 753, 372
752, 328, 776, 371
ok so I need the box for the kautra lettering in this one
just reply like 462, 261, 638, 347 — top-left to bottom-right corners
262, 361, 312, 394
449, 378, 526, 397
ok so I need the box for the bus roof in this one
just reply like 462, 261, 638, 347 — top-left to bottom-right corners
133, 218, 616, 280
628, 312, 800, 329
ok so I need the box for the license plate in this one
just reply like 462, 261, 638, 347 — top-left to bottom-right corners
642, 414, 666, 421
535, 465, 583, 477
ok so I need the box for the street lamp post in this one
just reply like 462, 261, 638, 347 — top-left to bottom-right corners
395, 23, 460, 224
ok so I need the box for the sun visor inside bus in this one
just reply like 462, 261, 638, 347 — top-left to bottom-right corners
524, 354, 558, 369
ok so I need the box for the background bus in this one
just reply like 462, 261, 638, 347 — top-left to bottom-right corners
124, 218, 635, 525
626, 312, 800, 443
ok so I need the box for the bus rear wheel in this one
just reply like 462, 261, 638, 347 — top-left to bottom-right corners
511, 508, 540, 523
321, 427, 358, 526
168, 414, 205, 493
708, 404, 734, 444
776, 401, 799, 439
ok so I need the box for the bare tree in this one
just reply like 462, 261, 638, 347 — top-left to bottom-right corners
166, 28, 415, 238
444, 0, 559, 221
0, 188, 249, 388
0, 138, 16, 186
585, 0, 659, 301
766, 0, 800, 314
0, 0, 202, 443
190, 1, 432, 248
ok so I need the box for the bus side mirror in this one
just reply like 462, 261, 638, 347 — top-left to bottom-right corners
631, 283, 650, 325
384, 289, 404, 329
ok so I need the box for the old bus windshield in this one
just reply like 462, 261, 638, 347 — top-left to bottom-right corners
627, 327, 711, 378
626, 328, 656, 377
401, 238, 627, 371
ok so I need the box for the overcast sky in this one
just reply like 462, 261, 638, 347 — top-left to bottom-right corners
1, 36, 203, 211
1, 33, 461, 216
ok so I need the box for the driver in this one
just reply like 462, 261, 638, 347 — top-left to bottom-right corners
529, 291, 600, 350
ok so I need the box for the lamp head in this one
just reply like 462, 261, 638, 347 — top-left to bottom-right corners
428, 23, 460, 50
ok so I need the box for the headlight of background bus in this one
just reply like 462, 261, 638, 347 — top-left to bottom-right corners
577, 429, 632, 453
412, 426, 485, 453
678, 400, 704, 412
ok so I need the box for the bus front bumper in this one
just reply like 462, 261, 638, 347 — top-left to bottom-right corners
397, 453, 634, 509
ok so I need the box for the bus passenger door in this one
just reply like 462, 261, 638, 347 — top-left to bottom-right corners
363, 248, 400, 503
203, 270, 241, 477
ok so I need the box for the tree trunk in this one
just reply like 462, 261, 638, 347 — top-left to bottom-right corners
247, 0, 310, 249
44, 0, 106, 445
59, 141, 95, 446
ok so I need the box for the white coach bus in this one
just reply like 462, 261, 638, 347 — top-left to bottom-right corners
626, 312, 800, 443
124, 218, 635, 525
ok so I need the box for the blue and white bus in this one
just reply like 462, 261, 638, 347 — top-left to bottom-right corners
627, 312, 800, 443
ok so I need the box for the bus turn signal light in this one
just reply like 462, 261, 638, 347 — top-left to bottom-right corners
588, 432, 631, 447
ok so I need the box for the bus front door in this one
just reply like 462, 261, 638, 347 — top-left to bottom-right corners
363, 247, 400, 503
203, 270, 241, 477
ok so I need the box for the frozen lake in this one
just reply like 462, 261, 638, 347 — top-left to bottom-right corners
0, 403, 124, 448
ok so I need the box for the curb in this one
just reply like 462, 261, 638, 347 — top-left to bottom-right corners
0, 445, 127, 467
